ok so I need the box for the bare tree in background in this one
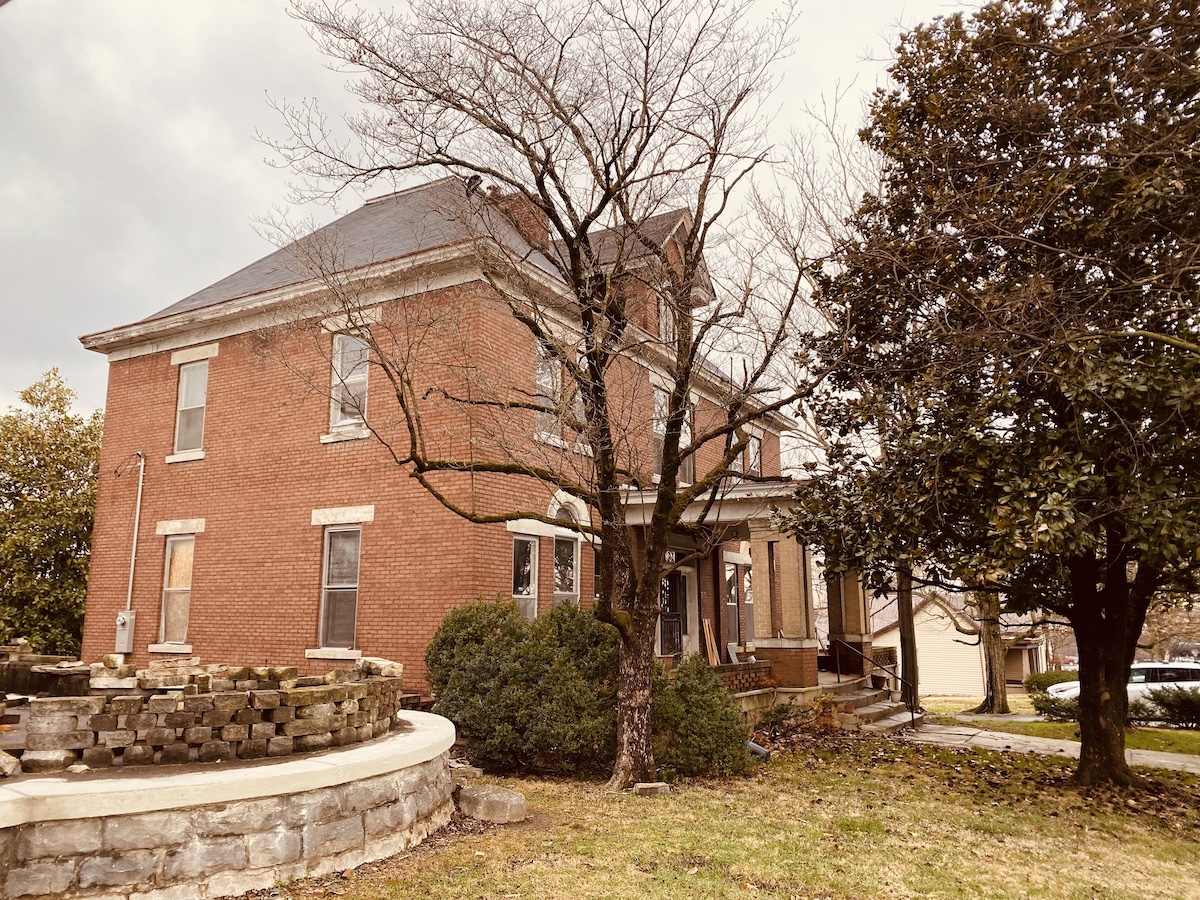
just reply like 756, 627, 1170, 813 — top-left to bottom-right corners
264, 0, 830, 788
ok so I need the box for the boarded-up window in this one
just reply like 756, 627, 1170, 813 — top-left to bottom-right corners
161, 535, 194, 643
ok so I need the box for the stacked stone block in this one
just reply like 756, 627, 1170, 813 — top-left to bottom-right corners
0, 753, 452, 899
21, 657, 412, 773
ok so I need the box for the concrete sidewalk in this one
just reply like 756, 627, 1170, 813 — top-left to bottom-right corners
903, 723, 1200, 775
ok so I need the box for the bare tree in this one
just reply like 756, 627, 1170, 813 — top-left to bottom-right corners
263, 0, 826, 787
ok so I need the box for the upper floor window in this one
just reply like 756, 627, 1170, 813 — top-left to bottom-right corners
174, 361, 208, 453
746, 435, 762, 477
659, 293, 677, 347
535, 344, 563, 439
331, 333, 370, 429
653, 388, 692, 483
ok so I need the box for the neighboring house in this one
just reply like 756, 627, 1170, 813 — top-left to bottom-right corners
871, 593, 1047, 695
78, 178, 873, 692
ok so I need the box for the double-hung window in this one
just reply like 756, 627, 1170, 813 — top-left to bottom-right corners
553, 505, 580, 605
512, 535, 538, 620
331, 333, 370, 430
746, 435, 762, 478
320, 525, 361, 648
535, 344, 563, 439
160, 535, 194, 644
174, 361, 208, 453
652, 389, 692, 483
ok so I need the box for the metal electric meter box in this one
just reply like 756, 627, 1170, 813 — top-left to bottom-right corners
114, 611, 136, 653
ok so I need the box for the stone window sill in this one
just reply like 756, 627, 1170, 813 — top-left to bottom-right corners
320, 427, 370, 444
165, 450, 205, 464
305, 648, 363, 660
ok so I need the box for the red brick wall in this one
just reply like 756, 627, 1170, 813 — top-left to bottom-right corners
83, 278, 786, 692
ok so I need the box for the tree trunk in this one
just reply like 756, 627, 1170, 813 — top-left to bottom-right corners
1073, 618, 1139, 787
897, 566, 919, 708
971, 592, 1010, 714
607, 608, 658, 789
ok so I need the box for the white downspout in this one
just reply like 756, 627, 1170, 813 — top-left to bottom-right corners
125, 451, 145, 611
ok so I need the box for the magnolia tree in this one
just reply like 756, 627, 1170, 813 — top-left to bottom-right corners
0, 371, 102, 656
267, 0, 825, 787
788, 0, 1200, 785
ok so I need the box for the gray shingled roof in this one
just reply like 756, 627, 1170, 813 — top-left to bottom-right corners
144, 178, 690, 324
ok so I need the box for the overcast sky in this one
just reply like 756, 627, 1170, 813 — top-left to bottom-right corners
0, 0, 963, 414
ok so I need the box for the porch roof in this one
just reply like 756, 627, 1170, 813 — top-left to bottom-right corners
620, 479, 798, 529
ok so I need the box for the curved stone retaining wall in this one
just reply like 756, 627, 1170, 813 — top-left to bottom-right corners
0, 711, 455, 899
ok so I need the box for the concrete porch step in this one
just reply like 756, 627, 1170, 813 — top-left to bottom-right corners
849, 700, 907, 725
829, 688, 889, 710
860, 708, 924, 735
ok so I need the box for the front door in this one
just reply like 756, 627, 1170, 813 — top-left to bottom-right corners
660, 571, 685, 657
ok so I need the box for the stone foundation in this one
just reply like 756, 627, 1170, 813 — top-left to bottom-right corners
0, 711, 455, 899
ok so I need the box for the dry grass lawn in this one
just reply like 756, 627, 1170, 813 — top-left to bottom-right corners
256, 733, 1200, 900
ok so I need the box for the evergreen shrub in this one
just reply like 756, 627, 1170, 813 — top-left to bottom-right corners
1148, 686, 1200, 729
425, 600, 751, 778
1024, 670, 1080, 694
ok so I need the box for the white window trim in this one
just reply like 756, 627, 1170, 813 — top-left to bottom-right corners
311, 505, 375, 526
512, 534, 539, 601
173, 359, 209, 456
330, 332, 370, 431
170, 343, 219, 365
156, 518, 206, 536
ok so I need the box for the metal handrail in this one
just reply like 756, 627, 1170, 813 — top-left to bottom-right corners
831, 639, 918, 728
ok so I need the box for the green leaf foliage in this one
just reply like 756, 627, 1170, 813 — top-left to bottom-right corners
425, 600, 750, 778
1024, 670, 1081, 694
788, 0, 1200, 782
1147, 686, 1200, 729
0, 371, 102, 656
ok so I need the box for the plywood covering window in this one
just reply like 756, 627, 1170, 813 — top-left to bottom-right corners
160, 535, 194, 644
320, 525, 361, 648
174, 361, 208, 453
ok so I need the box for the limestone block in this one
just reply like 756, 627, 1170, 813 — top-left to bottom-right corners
30, 696, 105, 716
147, 694, 179, 714
4, 859, 77, 898
193, 797, 280, 836
297, 702, 338, 719
108, 696, 146, 714
145, 727, 177, 746
88, 713, 119, 731
343, 682, 368, 700
211, 678, 236, 692
0, 750, 21, 777
250, 722, 276, 740
91, 676, 140, 690
294, 732, 334, 752
221, 723, 249, 742
163, 710, 195, 727
202, 709, 234, 728
79, 851, 158, 888
247, 830, 302, 868
182, 695, 214, 712
236, 739, 268, 760
129, 885, 202, 900
123, 744, 155, 765
458, 785, 527, 823
98, 729, 136, 748
138, 674, 190, 690
303, 815, 365, 858
269, 666, 299, 681
162, 835, 246, 880
104, 810, 192, 851
333, 725, 358, 746
183, 726, 213, 744
268, 706, 295, 724
280, 715, 346, 737
81, 747, 116, 768
250, 690, 280, 709
234, 707, 262, 725
339, 773, 399, 813
101, 653, 126, 668
27, 730, 95, 751
280, 685, 336, 706
159, 743, 191, 765
195, 673, 213, 692
355, 724, 373, 743
632, 782, 671, 797
197, 740, 232, 762
124, 712, 158, 730
266, 736, 294, 757
224, 666, 250, 680
26, 714, 77, 734
364, 797, 418, 836
213, 692, 250, 712
18, 818, 102, 859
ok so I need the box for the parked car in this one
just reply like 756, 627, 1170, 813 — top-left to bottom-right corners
1046, 661, 1200, 702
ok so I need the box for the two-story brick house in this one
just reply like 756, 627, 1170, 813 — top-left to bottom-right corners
79, 178, 872, 692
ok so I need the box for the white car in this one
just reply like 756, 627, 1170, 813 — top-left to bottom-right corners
1047, 661, 1200, 702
